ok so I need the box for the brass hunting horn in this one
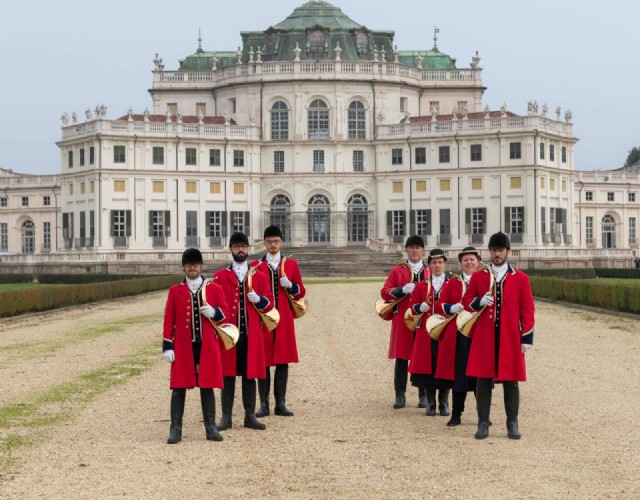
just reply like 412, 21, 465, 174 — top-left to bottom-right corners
456, 263, 496, 337
403, 279, 431, 332
199, 278, 240, 350
247, 267, 280, 331
425, 273, 464, 340
376, 264, 415, 321
280, 256, 308, 319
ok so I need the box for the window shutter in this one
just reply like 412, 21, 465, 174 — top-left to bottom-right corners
125, 210, 132, 237
110, 211, 115, 237
481, 208, 486, 233
149, 211, 154, 237
165, 211, 171, 237
386, 211, 392, 236
401, 210, 407, 235
521, 207, 526, 233
244, 211, 250, 237
205, 211, 211, 237
504, 207, 511, 233
222, 211, 228, 237
426, 209, 432, 235
465, 208, 471, 234
409, 210, 416, 235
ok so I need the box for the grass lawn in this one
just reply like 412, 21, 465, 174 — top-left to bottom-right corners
583, 277, 640, 285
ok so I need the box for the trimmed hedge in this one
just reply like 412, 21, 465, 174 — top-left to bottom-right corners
0, 275, 181, 318
529, 276, 640, 314
0, 274, 147, 285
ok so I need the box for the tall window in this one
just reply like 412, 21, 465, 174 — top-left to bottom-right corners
0, 197, 7, 207
43, 196, 51, 206
153, 147, 164, 165
348, 101, 366, 139
22, 196, 29, 207
629, 192, 637, 203
347, 194, 368, 243
0, 222, 7, 251
549, 145, 555, 161
196, 102, 206, 117
233, 150, 245, 167
414, 209, 431, 236
508, 206, 525, 234
308, 99, 329, 139
439, 146, 450, 163
457, 101, 468, 114
392, 210, 405, 238
439, 209, 451, 245
274, 151, 285, 173
601, 214, 615, 248
205, 211, 225, 241
231, 211, 250, 235
309, 30, 326, 52
185, 148, 197, 166
607, 192, 614, 202
149, 211, 170, 246
80, 148, 85, 166
465, 208, 486, 243
415, 147, 426, 164
429, 101, 440, 114
471, 208, 485, 234
540, 143, 545, 160
509, 142, 521, 159
21, 220, 35, 254
68, 151, 73, 168
585, 216, 594, 245
89, 146, 95, 165
629, 217, 637, 244
114, 145, 125, 163
271, 101, 289, 140
391, 148, 403, 165
353, 150, 364, 172
270, 195, 291, 242
110, 210, 131, 238
209, 149, 221, 166
470, 144, 482, 161
586, 191, 593, 201
186, 210, 198, 244
308, 195, 331, 243
400, 97, 408, 112
313, 150, 325, 172
561, 146, 567, 163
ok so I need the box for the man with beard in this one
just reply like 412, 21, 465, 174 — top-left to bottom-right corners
162, 248, 229, 443
251, 225, 306, 418
462, 232, 535, 440
214, 232, 275, 431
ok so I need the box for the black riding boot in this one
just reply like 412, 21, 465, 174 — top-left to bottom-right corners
167, 389, 186, 444
256, 368, 271, 418
438, 387, 451, 416
200, 388, 223, 442
274, 364, 294, 416
425, 389, 436, 416
393, 359, 408, 409
447, 390, 466, 427
418, 387, 427, 408
474, 378, 493, 439
242, 377, 266, 430
503, 381, 521, 439
217, 376, 236, 431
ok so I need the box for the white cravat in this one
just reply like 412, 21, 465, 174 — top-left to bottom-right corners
431, 273, 445, 293
462, 272, 473, 284
266, 252, 281, 271
408, 260, 424, 275
186, 275, 203, 295
232, 261, 249, 282
492, 263, 508, 282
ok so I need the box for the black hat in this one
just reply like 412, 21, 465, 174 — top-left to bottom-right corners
182, 248, 203, 266
229, 232, 249, 247
405, 235, 425, 248
458, 246, 481, 262
488, 232, 511, 250
263, 225, 283, 239
428, 248, 448, 263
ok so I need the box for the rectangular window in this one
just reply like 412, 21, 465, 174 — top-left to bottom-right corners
111, 210, 131, 238
90, 181, 94, 193
630, 217, 637, 244
210, 182, 221, 194
231, 211, 249, 235
607, 192, 614, 202
415, 209, 431, 235
541, 207, 546, 235
400, 97, 408, 112
415, 147, 426, 164
313, 150, 325, 173
353, 150, 364, 172
186, 210, 198, 238
629, 192, 636, 203
509, 142, 522, 159
233, 150, 245, 167
439, 146, 450, 163
43, 196, 51, 206
391, 148, 403, 165
206, 211, 224, 238
68, 151, 73, 168
114, 145, 126, 163
439, 209, 451, 237
185, 148, 197, 166
68, 184, 73, 196
209, 149, 221, 166
233, 182, 244, 195
185, 181, 197, 194
152, 180, 165, 193
153, 147, 164, 165
79, 211, 86, 240
470, 144, 482, 162
22, 196, 29, 207
416, 180, 427, 192
439, 179, 450, 192
274, 151, 285, 173
471, 208, 484, 234
80, 148, 85, 166
509, 206, 525, 234
0, 223, 7, 251
392, 210, 405, 236
550, 179, 556, 191
540, 177, 546, 190
561, 146, 567, 163
550, 144, 555, 161
43, 222, 51, 250
471, 178, 483, 190
196, 102, 206, 117
510, 176, 522, 189
0, 197, 7, 207
167, 103, 178, 116
429, 101, 440, 114
80, 182, 86, 194
585, 216, 594, 245
89, 146, 95, 165
562, 179, 567, 193
228, 98, 236, 114
114, 180, 126, 193
392, 181, 403, 194
457, 101, 468, 114
586, 191, 593, 201
539, 143, 545, 160
149, 210, 170, 239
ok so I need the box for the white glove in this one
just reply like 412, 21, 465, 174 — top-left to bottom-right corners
200, 305, 215, 318
163, 350, 175, 363
479, 293, 494, 307
419, 302, 429, 313
247, 291, 261, 303
522, 344, 533, 353
450, 303, 464, 314
280, 275, 293, 289
402, 282, 416, 294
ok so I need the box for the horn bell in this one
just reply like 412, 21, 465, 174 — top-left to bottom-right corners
403, 307, 423, 331
426, 313, 456, 341
214, 323, 240, 350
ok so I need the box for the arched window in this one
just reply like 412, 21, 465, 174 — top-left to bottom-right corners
270, 194, 291, 242
308, 99, 329, 139
21, 220, 35, 254
308, 194, 330, 244
347, 194, 369, 243
348, 101, 366, 140
271, 101, 289, 140
601, 214, 616, 249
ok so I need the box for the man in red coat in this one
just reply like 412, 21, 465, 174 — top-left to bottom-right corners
381, 235, 427, 409
214, 232, 274, 431
462, 232, 535, 440
162, 248, 230, 444
251, 225, 306, 418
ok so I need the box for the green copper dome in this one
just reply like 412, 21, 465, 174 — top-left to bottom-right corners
274, 0, 361, 30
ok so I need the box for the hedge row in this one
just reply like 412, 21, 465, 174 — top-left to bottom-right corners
529, 276, 640, 314
0, 275, 181, 318
0, 274, 144, 285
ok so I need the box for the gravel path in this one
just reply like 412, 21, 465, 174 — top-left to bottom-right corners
1, 283, 639, 498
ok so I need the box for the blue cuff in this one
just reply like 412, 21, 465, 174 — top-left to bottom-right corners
413, 304, 422, 314
162, 339, 173, 352
521, 333, 534, 345
391, 287, 404, 298
288, 283, 300, 295
470, 297, 483, 311
257, 296, 269, 309
443, 304, 452, 315
212, 307, 225, 322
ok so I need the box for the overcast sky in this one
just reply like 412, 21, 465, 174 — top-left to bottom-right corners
1, 0, 638, 175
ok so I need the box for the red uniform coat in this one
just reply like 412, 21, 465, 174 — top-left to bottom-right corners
250, 256, 306, 365
434, 276, 465, 381
408, 276, 445, 375
213, 266, 274, 379
381, 263, 421, 360
462, 266, 535, 381
162, 279, 229, 389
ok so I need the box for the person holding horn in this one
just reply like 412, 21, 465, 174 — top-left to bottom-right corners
432, 246, 481, 427
462, 232, 535, 440
162, 248, 230, 444
251, 225, 306, 418
381, 235, 428, 409
214, 232, 275, 431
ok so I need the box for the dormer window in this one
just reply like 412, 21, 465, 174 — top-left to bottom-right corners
356, 31, 369, 53
265, 30, 278, 54
309, 30, 326, 52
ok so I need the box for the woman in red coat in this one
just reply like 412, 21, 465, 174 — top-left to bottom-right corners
251, 225, 306, 418
214, 232, 275, 432
462, 232, 535, 440
162, 248, 230, 444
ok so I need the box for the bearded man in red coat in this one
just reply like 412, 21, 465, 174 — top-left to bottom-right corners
214, 232, 274, 431
162, 248, 230, 444
251, 225, 306, 418
462, 232, 535, 440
